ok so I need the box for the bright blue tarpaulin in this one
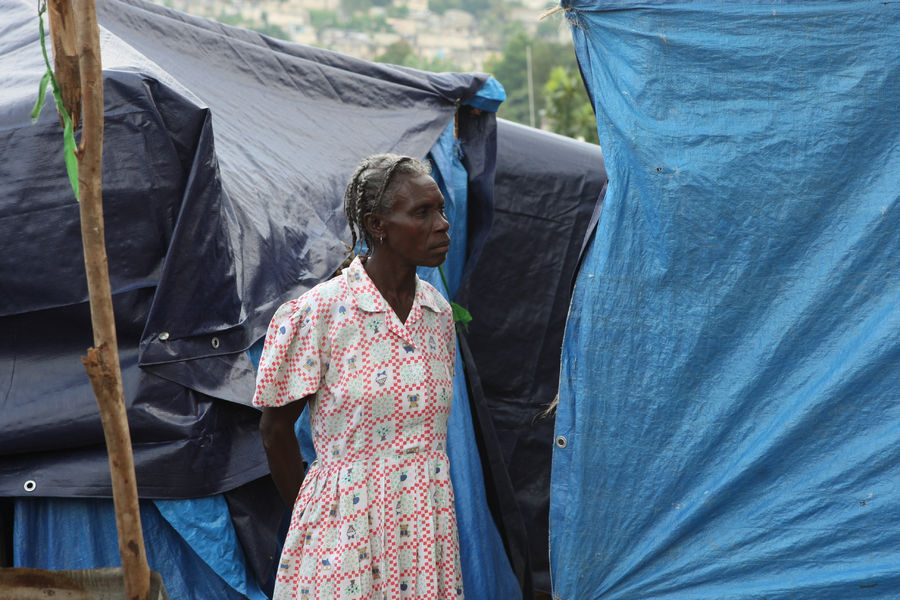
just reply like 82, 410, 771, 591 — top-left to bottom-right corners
14, 498, 264, 600
552, 2, 899, 599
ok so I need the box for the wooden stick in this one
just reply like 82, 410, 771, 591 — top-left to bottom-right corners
81, 348, 149, 600
46, 0, 81, 129
70, 0, 151, 597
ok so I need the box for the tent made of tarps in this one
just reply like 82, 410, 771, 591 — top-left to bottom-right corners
552, 1, 899, 599
459, 118, 607, 593
0, 0, 523, 597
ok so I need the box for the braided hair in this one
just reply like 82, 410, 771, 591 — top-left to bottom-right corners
343, 154, 432, 258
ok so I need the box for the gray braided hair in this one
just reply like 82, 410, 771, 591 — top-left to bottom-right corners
343, 153, 432, 257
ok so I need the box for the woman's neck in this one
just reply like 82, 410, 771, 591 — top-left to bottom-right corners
363, 254, 417, 323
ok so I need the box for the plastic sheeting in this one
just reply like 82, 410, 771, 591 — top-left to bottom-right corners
421, 122, 521, 600
2, 0, 526, 595
458, 119, 607, 593
552, 1, 899, 598
14, 497, 264, 600
0, 0, 490, 498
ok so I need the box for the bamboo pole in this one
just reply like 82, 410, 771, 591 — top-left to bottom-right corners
56, 0, 152, 598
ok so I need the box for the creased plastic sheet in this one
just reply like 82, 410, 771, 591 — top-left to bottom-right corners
420, 121, 521, 600
0, 0, 490, 498
552, 1, 899, 599
14, 497, 264, 600
2, 0, 520, 594
458, 119, 606, 593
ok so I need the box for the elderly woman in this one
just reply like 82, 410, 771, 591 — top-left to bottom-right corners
253, 154, 463, 599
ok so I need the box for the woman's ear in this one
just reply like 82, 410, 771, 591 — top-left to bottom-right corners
364, 212, 384, 241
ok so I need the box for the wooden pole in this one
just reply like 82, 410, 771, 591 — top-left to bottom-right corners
56, 0, 152, 598
46, 0, 80, 128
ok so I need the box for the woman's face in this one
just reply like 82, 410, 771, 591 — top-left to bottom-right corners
375, 173, 450, 268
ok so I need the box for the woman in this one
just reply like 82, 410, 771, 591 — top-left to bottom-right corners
253, 154, 463, 599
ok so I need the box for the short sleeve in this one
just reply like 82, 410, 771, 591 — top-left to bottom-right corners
252, 294, 327, 408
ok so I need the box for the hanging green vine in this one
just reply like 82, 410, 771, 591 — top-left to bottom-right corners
32, 1, 79, 201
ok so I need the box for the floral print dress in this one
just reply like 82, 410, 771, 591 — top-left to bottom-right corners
253, 257, 464, 600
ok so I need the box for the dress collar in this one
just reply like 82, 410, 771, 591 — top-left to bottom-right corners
344, 256, 444, 315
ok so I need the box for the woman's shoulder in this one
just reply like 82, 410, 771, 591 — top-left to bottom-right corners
272, 272, 350, 322
416, 277, 452, 315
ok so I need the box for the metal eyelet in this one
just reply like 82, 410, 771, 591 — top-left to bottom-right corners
555, 435, 568, 449
24, 480, 37, 492
211, 337, 220, 349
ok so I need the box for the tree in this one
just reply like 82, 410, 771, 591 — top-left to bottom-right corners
543, 66, 598, 143
429, 0, 497, 17
484, 29, 581, 129
375, 41, 461, 73
484, 28, 597, 143
375, 40, 413, 65
308, 9, 339, 29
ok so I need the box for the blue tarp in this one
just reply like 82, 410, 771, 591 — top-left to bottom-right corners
457, 120, 607, 593
14, 497, 265, 600
552, 1, 899, 598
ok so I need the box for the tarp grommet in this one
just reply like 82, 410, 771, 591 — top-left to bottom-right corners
555, 435, 568, 449
24, 480, 36, 492
211, 337, 220, 349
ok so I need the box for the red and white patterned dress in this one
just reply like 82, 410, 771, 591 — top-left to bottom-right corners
253, 257, 464, 600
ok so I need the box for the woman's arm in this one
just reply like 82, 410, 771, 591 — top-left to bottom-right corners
259, 397, 313, 507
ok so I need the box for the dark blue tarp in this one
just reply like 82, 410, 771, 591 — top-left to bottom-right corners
552, 1, 900, 598
459, 119, 607, 593
1, 0, 524, 596
0, 0, 488, 499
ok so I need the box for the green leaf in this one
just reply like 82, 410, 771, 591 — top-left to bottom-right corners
450, 301, 472, 332
31, 71, 50, 121
437, 264, 473, 331
61, 111, 79, 200
34, 0, 80, 201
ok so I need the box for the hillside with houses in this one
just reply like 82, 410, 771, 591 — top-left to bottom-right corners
158, 0, 568, 72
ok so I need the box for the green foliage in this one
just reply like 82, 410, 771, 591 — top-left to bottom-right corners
375, 40, 413, 65
341, 0, 372, 14
252, 23, 291, 39
385, 4, 409, 18
308, 9, 339, 29
429, 0, 497, 16
339, 0, 393, 13
484, 28, 596, 143
216, 12, 246, 27
543, 66, 598, 143
347, 12, 392, 33
536, 16, 562, 40
214, 11, 291, 39
310, 7, 392, 33
409, 54, 460, 73
33, 2, 79, 200
375, 41, 460, 73
484, 29, 577, 127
